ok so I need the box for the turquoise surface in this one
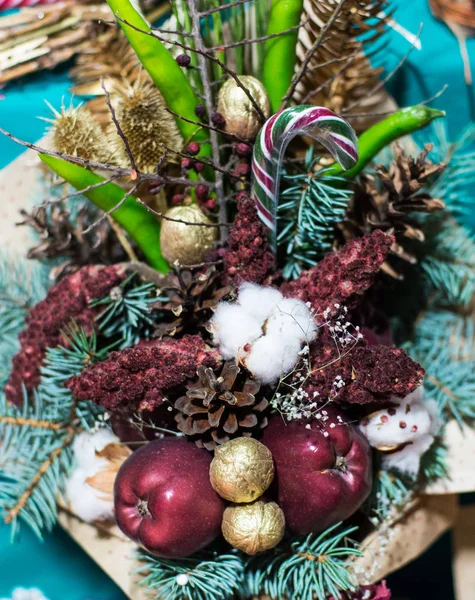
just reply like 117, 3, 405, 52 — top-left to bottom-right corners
0, 1, 473, 598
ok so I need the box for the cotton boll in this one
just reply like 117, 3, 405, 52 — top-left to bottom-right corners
66, 428, 120, 523
382, 435, 435, 477
66, 468, 114, 523
238, 283, 283, 323
245, 334, 301, 384
210, 302, 262, 359
72, 428, 118, 470
266, 298, 317, 343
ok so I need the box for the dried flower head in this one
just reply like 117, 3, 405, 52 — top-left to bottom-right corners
222, 192, 275, 286
108, 77, 183, 173
66, 335, 221, 413
45, 103, 112, 164
282, 230, 394, 316
5, 265, 124, 405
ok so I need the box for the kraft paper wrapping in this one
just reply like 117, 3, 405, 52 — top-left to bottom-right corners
453, 505, 475, 600
0, 143, 471, 598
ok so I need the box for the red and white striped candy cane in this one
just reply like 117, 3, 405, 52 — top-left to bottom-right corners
0, 0, 58, 9
251, 105, 358, 246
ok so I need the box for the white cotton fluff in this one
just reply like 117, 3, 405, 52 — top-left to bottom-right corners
238, 283, 283, 323
265, 297, 317, 343
65, 428, 118, 523
210, 302, 263, 359
245, 335, 301, 385
360, 387, 441, 477
210, 284, 317, 384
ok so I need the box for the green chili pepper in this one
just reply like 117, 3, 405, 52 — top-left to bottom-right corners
40, 155, 169, 274
106, 0, 206, 146
327, 105, 446, 179
263, 0, 304, 113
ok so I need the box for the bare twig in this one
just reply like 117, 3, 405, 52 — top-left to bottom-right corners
133, 195, 230, 229
101, 77, 138, 177
208, 20, 307, 51
82, 182, 140, 235
188, 0, 227, 241
34, 174, 123, 210
117, 16, 266, 122
280, 0, 348, 108
198, 0, 252, 17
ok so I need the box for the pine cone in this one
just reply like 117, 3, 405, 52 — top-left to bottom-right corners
175, 361, 269, 450
345, 144, 446, 277
19, 204, 126, 280
151, 265, 232, 337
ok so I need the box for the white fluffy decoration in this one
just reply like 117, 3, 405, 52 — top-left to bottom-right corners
210, 283, 317, 384
66, 428, 118, 523
359, 386, 441, 476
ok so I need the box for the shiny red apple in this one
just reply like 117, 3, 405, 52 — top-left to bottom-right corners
114, 438, 225, 558
260, 409, 372, 535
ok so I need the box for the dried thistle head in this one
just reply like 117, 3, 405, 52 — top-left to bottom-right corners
44, 102, 112, 163
108, 76, 183, 173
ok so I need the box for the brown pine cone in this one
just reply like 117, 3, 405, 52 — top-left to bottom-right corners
345, 143, 446, 278
152, 265, 231, 338
174, 361, 269, 451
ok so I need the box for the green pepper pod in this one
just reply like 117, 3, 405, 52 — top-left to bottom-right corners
263, 0, 304, 113
327, 105, 446, 179
40, 155, 169, 274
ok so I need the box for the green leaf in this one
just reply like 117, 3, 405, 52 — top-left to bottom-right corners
39, 154, 169, 273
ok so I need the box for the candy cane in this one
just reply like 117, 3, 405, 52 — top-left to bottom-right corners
0, 0, 58, 9
251, 105, 358, 247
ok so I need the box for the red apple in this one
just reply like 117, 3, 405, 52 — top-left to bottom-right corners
260, 409, 372, 535
114, 438, 225, 558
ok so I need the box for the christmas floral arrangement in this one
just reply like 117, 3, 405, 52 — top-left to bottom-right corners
1, 1, 475, 599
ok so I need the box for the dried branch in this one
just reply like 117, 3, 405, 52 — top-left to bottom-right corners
281, 0, 348, 108
198, 0, 253, 17
82, 182, 140, 235
117, 16, 267, 122
101, 77, 138, 176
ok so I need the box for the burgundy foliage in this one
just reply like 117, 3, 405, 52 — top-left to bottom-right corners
281, 230, 394, 317
5, 265, 123, 405
304, 329, 424, 405
222, 192, 275, 286
66, 335, 221, 412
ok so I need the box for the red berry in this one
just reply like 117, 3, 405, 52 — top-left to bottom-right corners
186, 142, 200, 156
194, 161, 205, 173
204, 198, 217, 210
172, 194, 184, 206
211, 112, 226, 128
236, 142, 252, 157
235, 163, 250, 177
195, 184, 209, 203
176, 54, 191, 67
195, 104, 206, 119
181, 157, 194, 170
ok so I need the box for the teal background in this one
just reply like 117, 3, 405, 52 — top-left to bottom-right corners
0, 0, 473, 598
